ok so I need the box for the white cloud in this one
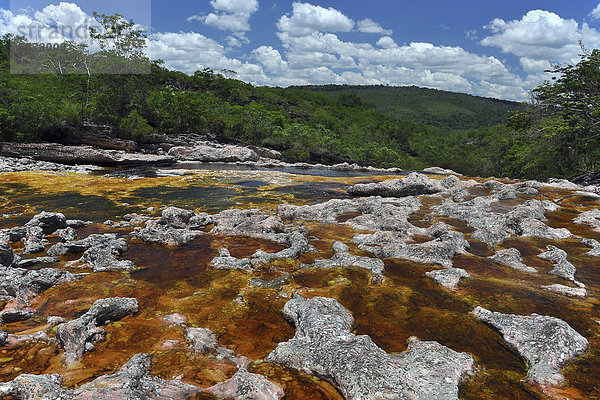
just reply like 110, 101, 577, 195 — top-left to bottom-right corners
519, 58, 551, 73
277, 2, 354, 37
376, 36, 398, 49
249, 21, 529, 100
590, 3, 600, 20
209, 0, 259, 14
188, 0, 258, 32
33, 2, 90, 28
0, 2, 103, 44
465, 29, 478, 40
357, 18, 392, 35
482, 11, 582, 57
253, 45, 288, 73
148, 31, 237, 72
481, 10, 600, 73
225, 32, 249, 47
480, 9, 600, 90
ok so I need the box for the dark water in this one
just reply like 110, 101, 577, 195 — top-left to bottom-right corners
94, 162, 409, 179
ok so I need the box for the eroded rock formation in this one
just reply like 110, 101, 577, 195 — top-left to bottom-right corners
56, 297, 139, 365
267, 295, 475, 399
472, 307, 588, 387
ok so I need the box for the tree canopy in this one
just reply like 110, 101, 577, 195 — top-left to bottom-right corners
509, 48, 600, 179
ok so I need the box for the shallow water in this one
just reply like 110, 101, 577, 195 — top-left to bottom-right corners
1, 167, 599, 399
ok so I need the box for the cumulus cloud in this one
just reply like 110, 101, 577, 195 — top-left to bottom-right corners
188, 0, 258, 32
357, 18, 392, 35
590, 3, 600, 20
481, 9, 600, 77
480, 8, 600, 91
277, 2, 354, 37
209, 0, 259, 14
147, 30, 274, 85
33, 2, 90, 28
3, 2, 578, 100
225, 31, 250, 47
253, 20, 528, 100
0, 2, 100, 44
376, 36, 398, 49
482, 11, 582, 58
148, 31, 233, 72
253, 45, 288, 73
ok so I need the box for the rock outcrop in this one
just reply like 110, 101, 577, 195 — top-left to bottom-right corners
0, 155, 103, 174
278, 196, 421, 225
209, 229, 313, 271
0, 142, 175, 167
489, 248, 537, 273
540, 284, 586, 297
0, 267, 77, 323
206, 367, 285, 400
0, 212, 72, 255
573, 209, 600, 231
537, 245, 581, 285
1, 331, 56, 347
0, 240, 18, 267
48, 233, 134, 272
0, 354, 201, 400
426, 267, 471, 289
0, 352, 284, 400
347, 172, 464, 197
207, 209, 314, 269
185, 326, 236, 360
354, 226, 470, 268
580, 238, 600, 256
25, 212, 68, 235
168, 143, 260, 162
211, 208, 287, 241
267, 295, 474, 399
56, 297, 139, 365
472, 307, 588, 387
303, 248, 386, 278
133, 207, 209, 246
436, 197, 570, 246
0, 373, 67, 400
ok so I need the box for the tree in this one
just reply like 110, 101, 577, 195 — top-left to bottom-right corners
88, 12, 150, 125
89, 12, 146, 59
509, 48, 600, 177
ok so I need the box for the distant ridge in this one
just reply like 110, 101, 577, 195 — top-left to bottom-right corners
293, 85, 528, 130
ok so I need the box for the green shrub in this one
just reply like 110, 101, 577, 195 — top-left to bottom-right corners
119, 109, 155, 141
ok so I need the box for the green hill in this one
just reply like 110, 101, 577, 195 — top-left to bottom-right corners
1, 33, 537, 179
295, 85, 527, 130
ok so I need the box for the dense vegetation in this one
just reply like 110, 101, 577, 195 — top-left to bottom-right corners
296, 85, 526, 131
507, 48, 600, 179
0, 13, 598, 180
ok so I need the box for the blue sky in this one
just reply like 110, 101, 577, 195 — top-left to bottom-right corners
2, 0, 600, 100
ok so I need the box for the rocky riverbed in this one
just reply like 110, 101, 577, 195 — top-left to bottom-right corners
0, 152, 599, 399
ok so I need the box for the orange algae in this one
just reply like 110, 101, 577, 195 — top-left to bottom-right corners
0, 170, 600, 399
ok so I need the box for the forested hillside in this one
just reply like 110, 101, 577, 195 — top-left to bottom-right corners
1, 15, 598, 181
295, 85, 527, 131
